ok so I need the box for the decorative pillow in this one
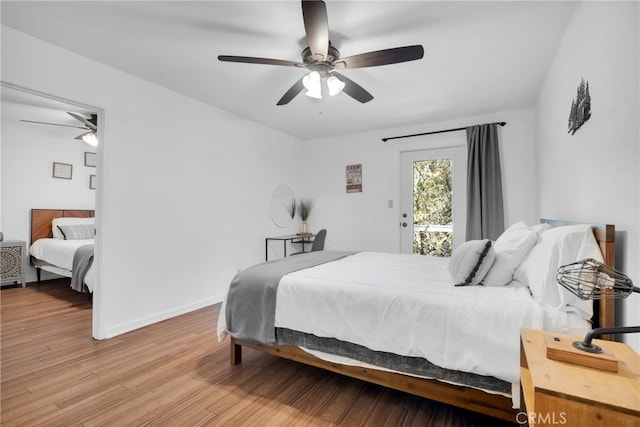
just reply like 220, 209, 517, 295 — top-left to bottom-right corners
482, 221, 538, 286
57, 224, 95, 240
514, 224, 602, 319
449, 239, 495, 286
52, 217, 95, 239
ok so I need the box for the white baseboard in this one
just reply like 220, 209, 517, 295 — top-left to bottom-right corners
97, 294, 225, 339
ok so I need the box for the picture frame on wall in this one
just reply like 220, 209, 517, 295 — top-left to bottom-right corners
52, 162, 73, 179
84, 152, 97, 167
89, 175, 97, 190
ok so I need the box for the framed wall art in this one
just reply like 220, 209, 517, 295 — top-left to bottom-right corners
346, 163, 362, 193
89, 175, 97, 190
84, 152, 97, 167
52, 162, 73, 180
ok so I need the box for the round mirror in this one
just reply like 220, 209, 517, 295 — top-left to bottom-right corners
269, 184, 295, 228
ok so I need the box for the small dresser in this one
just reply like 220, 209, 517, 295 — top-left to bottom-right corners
1, 240, 27, 288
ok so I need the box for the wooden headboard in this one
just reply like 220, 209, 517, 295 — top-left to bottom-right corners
541, 219, 615, 333
31, 209, 95, 244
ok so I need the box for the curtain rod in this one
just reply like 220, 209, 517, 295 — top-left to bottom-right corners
381, 121, 506, 142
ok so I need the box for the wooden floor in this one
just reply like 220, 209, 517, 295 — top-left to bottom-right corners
1, 280, 517, 426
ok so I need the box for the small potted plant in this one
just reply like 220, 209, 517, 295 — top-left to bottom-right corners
297, 198, 314, 235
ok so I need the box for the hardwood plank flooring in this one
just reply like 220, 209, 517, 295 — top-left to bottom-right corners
1, 280, 517, 426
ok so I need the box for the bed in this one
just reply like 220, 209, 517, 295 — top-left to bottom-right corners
218, 219, 615, 422
29, 209, 96, 293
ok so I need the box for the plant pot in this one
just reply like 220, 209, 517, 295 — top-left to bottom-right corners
301, 221, 308, 234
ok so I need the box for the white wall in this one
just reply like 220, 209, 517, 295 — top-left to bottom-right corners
535, 1, 639, 351
1, 26, 303, 338
1, 103, 96, 282
300, 108, 536, 253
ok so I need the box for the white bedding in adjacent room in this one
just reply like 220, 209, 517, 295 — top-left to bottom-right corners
274, 252, 590, 386
29, 238, 96, 291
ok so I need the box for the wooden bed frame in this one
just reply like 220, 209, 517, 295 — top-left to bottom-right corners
30, 209, 95, 283
229, 220, 616, 422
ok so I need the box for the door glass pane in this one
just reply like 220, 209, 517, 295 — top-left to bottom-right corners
413, 159, 453, 256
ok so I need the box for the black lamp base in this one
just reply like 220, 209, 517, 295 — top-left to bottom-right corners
573, 340, 603, 354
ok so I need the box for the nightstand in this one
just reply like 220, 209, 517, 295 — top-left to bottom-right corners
1, 240, 27, 288
520, 328, 640, 426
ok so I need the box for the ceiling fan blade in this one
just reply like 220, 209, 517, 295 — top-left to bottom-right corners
218, 55, 305, 68
302, 0, 329, 61
334, 45, 424, 69
277, 77, 306, 105
20, 119, 88, 130
67, 112, 97, 130
332, 72, 373, 103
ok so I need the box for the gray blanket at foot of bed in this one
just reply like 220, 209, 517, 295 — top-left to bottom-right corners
225, 251, 356, 344
71, 244, 94, 292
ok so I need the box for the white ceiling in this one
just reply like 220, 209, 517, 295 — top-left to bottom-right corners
1, 1, 576, 140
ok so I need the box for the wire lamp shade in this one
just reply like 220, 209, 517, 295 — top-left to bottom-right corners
556, 258, 638, 300
556, 258, 640, 354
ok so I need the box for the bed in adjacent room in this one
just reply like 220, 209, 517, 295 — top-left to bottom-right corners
218, 219, 616, 421
29, 209, 96, 293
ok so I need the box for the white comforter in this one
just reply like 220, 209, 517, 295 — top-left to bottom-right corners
273, 252, 588, 385
29, 238, 96, 291
218, 251, 590, 395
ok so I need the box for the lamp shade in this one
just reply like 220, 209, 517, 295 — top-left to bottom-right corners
82, 133, 98, 147
556, 258, 637, 300
302, 71, 322, 99
327, 75, 345, 96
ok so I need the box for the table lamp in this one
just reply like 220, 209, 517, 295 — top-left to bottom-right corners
556, 258, 640, 354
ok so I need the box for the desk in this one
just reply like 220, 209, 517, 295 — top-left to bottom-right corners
265, 234, 315, 261
520, 328, 640, 426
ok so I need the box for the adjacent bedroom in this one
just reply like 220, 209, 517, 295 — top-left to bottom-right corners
1, 1, 638, 426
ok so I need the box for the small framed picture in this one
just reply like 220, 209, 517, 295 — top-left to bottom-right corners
84, 152, 97, 167
53, 162, 73, 179
89, 175, 97, 190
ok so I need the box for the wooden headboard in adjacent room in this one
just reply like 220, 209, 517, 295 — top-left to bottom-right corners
31, 209, 95, 244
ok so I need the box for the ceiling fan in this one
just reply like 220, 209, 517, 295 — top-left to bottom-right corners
218, 0, 424, 105
21, 112, 98, 146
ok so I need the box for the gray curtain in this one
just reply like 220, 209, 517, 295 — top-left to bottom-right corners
465, 123, 504, 240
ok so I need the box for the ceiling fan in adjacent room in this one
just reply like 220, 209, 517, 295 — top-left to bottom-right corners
218, 0, 424, 105
21, 112, 98, 146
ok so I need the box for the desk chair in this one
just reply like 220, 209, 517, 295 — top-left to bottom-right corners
291, 229, 326, 255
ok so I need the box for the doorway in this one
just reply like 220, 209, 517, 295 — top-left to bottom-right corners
1, 81, 103, 336
399, 145, 467, 255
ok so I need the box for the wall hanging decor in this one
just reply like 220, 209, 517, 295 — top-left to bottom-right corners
84, 152, 97, 167
346, 164, 362, 193
52, 162, 73, 179
568, 77, 591, 135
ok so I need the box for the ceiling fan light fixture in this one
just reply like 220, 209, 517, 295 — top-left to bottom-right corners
327, 75, 345, 96
302, 71, 322, 99
82, 133, 98, 147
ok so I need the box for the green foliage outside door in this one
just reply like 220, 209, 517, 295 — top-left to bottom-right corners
412, 159, 453, 256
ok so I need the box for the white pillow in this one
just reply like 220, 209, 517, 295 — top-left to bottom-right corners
531, 223, 552, 234
57, 224, 95, 240
514, 224, 603, 319
449, 239, 495, 286
52, 217, 95, 239
482, 221, 538, 286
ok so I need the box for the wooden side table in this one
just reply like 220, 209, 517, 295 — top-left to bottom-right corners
520, 328, 640, 426
1, 240, 27, 288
